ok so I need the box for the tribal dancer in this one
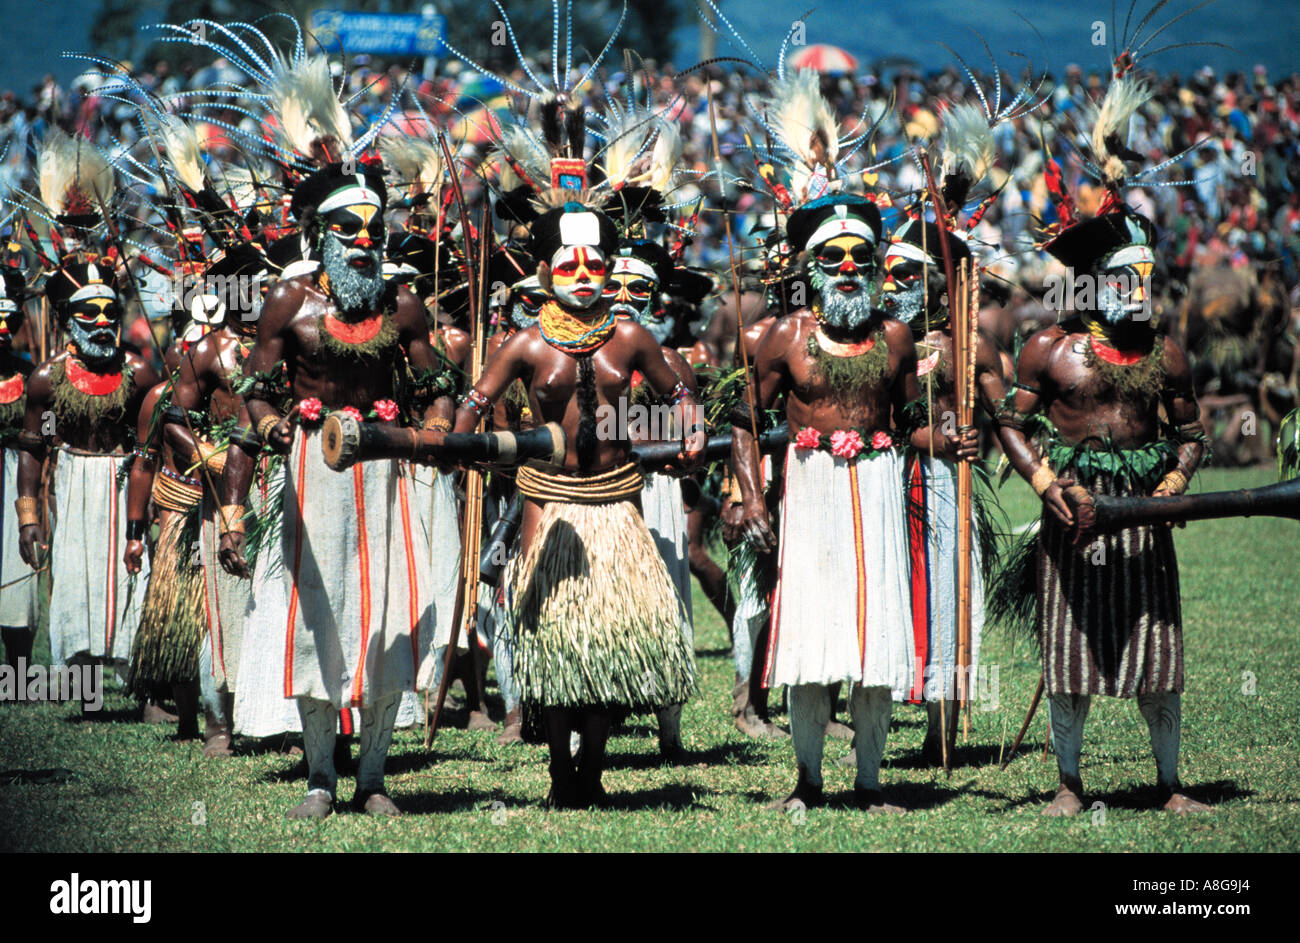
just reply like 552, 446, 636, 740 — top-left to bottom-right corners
880, 86, 1036, 760
997, 71, 1210, 815
730, 69, 950, 812
606, 237, 697, 761
166, 245, 268, 756
17, 132, 160, 696
449, 79, 704, 804
217, 132, 443, 814
0, 266, 39, 667
124, 378, 203, 740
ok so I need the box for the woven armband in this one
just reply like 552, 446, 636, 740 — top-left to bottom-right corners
1158, 469, 1189, 495
255, 414, 281, 442
1030, 464, 1058, 496
218, 504, 246, 535
423, 416, 452, 432
14, 496, 39, 528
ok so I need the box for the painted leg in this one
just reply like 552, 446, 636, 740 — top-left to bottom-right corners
1, 626, 34, 671
850, 685, 903, 812
354, 692, 401, 815
771, 683, 828, 811
576, 708, 613, 808
1137, 692, 1210, 813
656, 703, 685, 763
543, 707, 579, 808
287, 697, 336, 819
1043, 694, 1090, 816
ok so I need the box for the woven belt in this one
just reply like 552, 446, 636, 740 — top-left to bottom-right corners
515, 461, 643, 505
153, 467, 203, 513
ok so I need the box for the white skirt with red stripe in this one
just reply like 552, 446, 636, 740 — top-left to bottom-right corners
765, 448, 912, 696
640, 472, 693, 647
48, 450, 147, 665
904, 455, 983, 702
279, 427, 436, 710
0, 449, 39, 629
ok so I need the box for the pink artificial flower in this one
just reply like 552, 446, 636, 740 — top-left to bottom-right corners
871, 430, 893, 450
298, 397, 323, 422
339, 406, 364, 422
373, 399, 400, 422
793, 426, 822, 450
830, 429, 864, 459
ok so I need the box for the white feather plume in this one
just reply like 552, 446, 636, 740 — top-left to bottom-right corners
1087, 75, 1152, 186
37, 128, 115, 217
379, 135, 445, 195
939, 101, 995, 192
600, 105, 681, 194
268, 55, 353, 162
760, 68, 839, 199
494, 124, 551, 191
153, 113, 206, 194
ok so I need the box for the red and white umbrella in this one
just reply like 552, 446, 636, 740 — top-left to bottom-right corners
787, 44, 859, 75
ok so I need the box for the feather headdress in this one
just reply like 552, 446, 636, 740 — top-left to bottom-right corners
38, 129, 116, 223
759, 69, 840, 205
1086, 74, 1152, 189
269, 54, 353, 167
379, 135, 445, 198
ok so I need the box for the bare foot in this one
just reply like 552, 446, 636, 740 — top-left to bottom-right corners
825, 719, 855, 741
767, 776, 823, 812
141, 702, 178, 725
854, 787, 906, 813
203, 733, 233, 758
1041, 784, 1085, 817
468, 710, 496, 731
286, 791, 333, 820
1163, 792, 1212, 814
355, 791, 401, 816
497, 721, 523, 746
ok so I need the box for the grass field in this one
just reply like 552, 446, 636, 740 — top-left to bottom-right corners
1, 466, 1296, 852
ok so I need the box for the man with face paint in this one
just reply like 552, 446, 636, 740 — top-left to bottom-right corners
731, 194, 954, 812
606, 239, 698, 761
879, 218, 1006, 762
997, 206, 1209, 816
217, 161, 445, 818
160, 245, 268, 756
0, 268, 39, 668
17, 259, 160, 690
453, 202, 704, 807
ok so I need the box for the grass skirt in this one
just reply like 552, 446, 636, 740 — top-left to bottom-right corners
507, 498, 696, 711
127, 505, 203, 694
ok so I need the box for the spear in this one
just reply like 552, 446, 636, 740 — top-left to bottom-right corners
918, 151, 974, 753
426, 131, 486, 746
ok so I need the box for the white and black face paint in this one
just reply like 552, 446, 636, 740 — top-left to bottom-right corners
321, 234, 384, 316
510, 276, 546, 330
68, 297, 121, 363
1096, 245, 1155, 326
809, 234, 876, 332
548, 245, 607, 310
603, 255, 661, 334
880, 244, 935, 328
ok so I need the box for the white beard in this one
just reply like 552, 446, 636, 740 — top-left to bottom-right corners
811, 268, 873, 331
322, 237, 384, 316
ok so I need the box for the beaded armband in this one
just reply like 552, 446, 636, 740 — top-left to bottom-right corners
668, 381, 691, 405
461, 388, 491, 417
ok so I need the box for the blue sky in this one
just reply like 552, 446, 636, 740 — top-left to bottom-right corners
2, 0, 1295, 96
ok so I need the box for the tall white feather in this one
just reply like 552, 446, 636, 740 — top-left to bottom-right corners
1087, 75, 1152, 187
379, 136, 445, 194
153, 113, 207, 193
494, 124, 551, 190
269, 55, 353, 161
939, 101, 994, 191
760, 68, 838, 201
37, 128, 115, 217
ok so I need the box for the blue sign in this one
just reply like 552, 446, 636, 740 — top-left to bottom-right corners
310, 9, 445, 57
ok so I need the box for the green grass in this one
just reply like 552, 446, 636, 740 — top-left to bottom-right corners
1, 466, 1297, 852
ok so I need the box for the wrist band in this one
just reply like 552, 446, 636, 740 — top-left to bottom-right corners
218, 504, 246, 535
669, 381, 690, 405
126, 519, 147, 541
256, 414, 281, 441
133, 444, 159, 462
14, 496, 39, 528
424, 416, 453, 432
1030, 464, 1058, 497
460, 388, 490, 417
1158, 469, 1189, 495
